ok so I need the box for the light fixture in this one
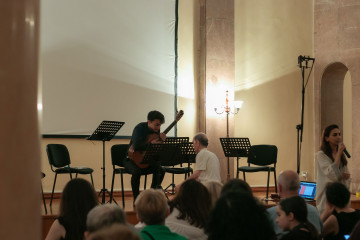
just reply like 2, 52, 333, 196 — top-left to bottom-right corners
214, 90, 243, 180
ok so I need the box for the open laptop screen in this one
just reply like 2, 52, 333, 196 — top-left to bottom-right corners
299, 181, 317, 200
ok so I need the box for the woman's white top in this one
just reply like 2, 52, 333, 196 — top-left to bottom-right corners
165, 208, 208, 240
316, 150, 350, 213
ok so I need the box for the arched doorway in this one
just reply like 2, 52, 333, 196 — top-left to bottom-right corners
320, 62, 352, 162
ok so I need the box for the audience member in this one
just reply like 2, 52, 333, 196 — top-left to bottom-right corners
220, 178, 252, 196
45, 178, 98, 240
316, 124, 351, 214
134, 189, 186, 240
321, 182, 360, 240
267, 170, 322, 239
276, 196, 319, 240
85, 204, 127, 239
206, 190, 275, 240
88, 224, 140, 240
202, 180, 223, 207
349, 220, 360, 240
166, 179, 211, 240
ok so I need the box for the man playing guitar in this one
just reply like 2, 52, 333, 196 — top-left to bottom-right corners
123, 110, 166, 201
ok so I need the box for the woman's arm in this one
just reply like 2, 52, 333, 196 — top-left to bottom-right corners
45, 219, 66, 240
321, 214, 339, 237
317, 151, 342, 181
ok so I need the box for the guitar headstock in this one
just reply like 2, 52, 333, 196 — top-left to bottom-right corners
175, 110, 184, 122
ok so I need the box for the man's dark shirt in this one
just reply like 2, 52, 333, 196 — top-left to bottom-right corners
128, 122, 160, 151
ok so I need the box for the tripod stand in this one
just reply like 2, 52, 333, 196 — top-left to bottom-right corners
296, 55, 314, 174
87, 120, 125, 204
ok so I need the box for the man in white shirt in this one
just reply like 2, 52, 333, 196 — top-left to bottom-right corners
188, 132, 221, 183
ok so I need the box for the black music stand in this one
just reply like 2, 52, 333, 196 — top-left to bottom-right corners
220, 138, 251, 179
87, 121, 125, 204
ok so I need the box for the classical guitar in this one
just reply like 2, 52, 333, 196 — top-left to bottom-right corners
128, 110, 184, 168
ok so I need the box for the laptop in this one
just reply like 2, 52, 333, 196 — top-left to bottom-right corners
299, 181, 317, 201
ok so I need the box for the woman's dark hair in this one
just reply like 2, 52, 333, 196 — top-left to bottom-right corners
279, 196, 318, 240
321, 124, 347, 166
147, 110, 165, 124
206, 191, 275, 240
168, 179, 211, 228
60, 178, 98, 240
221, 178, 252, 196
325, 182, 350, 208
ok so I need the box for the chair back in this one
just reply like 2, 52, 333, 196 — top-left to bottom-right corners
247, 145, 277, 166
46, 144, 71, 168
111, 144, 128, 167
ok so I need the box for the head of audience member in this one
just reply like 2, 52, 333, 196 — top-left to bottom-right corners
169, 179, 211, 228
206, 190, 275, 240
88, 224, 140, 240
221, 178, 252, 196
277, 170, 300, 198
193, 132, 208, 153
325, 182, 350, 209
85, 204, 127, 239
321, 124, 347, 166
276, 196, 318, 239
147, 110, 165, 132
60, 178, 98, 240
202, 180, 223, 207
134, 189, 169, 225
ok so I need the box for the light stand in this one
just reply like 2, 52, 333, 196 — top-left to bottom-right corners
214, 90, 243, 180
296, 55, 314, 174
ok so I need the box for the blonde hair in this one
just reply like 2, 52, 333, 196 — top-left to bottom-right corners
202, 181, 223, 207
89, 224, 140, 240
134, 189, 168, 225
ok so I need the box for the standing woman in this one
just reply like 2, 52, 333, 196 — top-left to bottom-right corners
45, 178, 98, 240
316, 124, 351, 214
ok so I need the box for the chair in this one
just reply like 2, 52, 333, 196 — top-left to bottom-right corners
162, 138, 194, 194
237, 145, 278, 199
41, 172, 47, 214
110, 144, 147, 207
46, 144, 94, 206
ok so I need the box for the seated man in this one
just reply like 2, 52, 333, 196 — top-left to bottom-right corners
123, 110, 166, 200
134, 189, 186, 240
267, 170, 322, 239
84, 204, 128, 239
188, 132, 221, 183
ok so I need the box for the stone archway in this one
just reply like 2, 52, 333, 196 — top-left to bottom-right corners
320, 62, 348, 132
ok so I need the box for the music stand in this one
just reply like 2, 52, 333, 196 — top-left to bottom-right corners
220, 138, 251, 179
87, 121, 125, 204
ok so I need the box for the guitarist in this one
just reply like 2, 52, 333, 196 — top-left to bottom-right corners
123, 110, 166, 201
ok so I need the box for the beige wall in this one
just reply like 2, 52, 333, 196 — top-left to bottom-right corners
41, 0, 197, 193
234, 0, 315, 186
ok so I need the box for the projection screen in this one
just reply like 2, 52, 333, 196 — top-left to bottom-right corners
40, 0, 177, 137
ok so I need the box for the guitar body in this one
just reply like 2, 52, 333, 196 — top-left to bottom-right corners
128, 133, 159, 169
128, 110, 184, 169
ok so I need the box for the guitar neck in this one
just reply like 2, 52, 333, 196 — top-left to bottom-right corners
163, 120, 178, 134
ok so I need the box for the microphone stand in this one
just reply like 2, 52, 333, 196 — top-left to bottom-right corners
296, 56, 314, 174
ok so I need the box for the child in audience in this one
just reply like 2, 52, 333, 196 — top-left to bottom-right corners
321, 182, 360, 240
166, 179, 211, 240
45, 178, 98, 240
134, 189, 186, 240
276, 196, 319, 240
